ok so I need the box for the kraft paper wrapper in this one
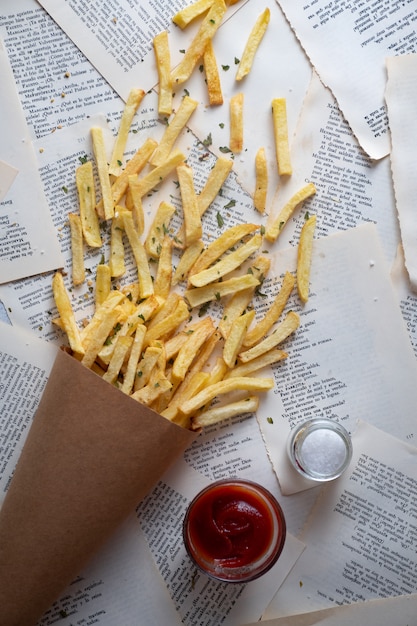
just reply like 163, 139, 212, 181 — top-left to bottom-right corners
0, 349, 196, 626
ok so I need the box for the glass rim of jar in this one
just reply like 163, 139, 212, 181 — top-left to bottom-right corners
287, 417, 353, 482
182, 478, 286, 583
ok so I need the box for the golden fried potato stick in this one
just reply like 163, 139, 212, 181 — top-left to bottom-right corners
265, 182, 317, 243
171, 0, 227, 85
144, 200, 176, 258
98, 308, 143, 364
150, 96, 198, 167
102, 335, 134, 384
153, 31, 173, 116
121, 324, 147, 395
197, 157, 233, 215
109, 214, 126, 278
177, 163, 203, 245
52, 271, 85, 355
272, 97, 292, 177
238, 310, 300, 363
95, 138, 158, 216
146, 292, 181, 330
191, 395, 259, 429
80, 290, 126, 346
131, 373, 172, 406
206, 355, 229, 385
218, 255, 270, 338
125, 182, 145, 235
236, 8, 270, 81
154, 236, 173, 300
185, 274, 259, 308
297, 214, 317, 303
230, 92, 244, 153
95, 263, 111, 308
172, 239, 205, 286
128, 149, 185, 198
172, 316, 215, 382
203, 40, 223, 106
75, 161, 102, 247
161, 371, 210, 424
109, 88, 145, 176
189, 232, 262, 287
254, 147, 268, 213
179, 376, 274, 416
172, 0, 214, 28
81, 308, 121, 369
143, 298, 190, 346
223, 310, 255, 368
225, 347, 288, 378
189, 222, 259, 278
91, 126, 114, 220
121, 209, 154, 299
68, 213, 85, 286
133, 345, 163, 391
243, 271, 295, 347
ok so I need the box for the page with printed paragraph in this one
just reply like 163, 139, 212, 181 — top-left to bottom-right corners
275, 0, 417, 159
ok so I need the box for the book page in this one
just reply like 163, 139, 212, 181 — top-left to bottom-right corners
0, 39, 63, 283
263, 420, 417, 618
385, 53, 417, 292
37, 0, 247, 100
257, 223, 417, 495
275, 0, 417, 159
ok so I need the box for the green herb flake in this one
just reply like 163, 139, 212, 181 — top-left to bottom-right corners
219, 146, 232, 154
234, 57, 240, 65
216, 211, 224, 228
267, 417, 274, 424
219, 122, 225, 129
117, 159, 123, 167
260, 225, 265, 235
78, 155, 88, 164
221, 64, 230, 71
223, 199, 236, 210
62, 186, 68, 193
304, 210, 310, 220
202, 132, 212, 147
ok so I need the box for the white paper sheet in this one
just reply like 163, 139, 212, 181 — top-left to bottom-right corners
385, 53, 417, 292
275, 0, 417, 159
263, 420, 417, 618
0, 159, 18, 202
0, 40, 63, 283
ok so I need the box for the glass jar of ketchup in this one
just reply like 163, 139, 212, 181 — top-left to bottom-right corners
183, 479, 286, 582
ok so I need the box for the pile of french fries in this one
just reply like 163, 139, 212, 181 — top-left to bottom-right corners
53, 0, 317, 431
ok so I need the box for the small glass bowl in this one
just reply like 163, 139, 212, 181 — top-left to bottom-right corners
183, 479, 286, 583
287, 418, 352, 482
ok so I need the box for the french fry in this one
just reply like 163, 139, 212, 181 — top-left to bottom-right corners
109, 88, 145, 176
265, 182, 317, 243
254, 147, 268, 213
125, 182, 145, 235
143, 298, 190, 346
91, 126, 114, 220
109, 214, 126, 278
171, 0, 227, 85
185, 274, 260, 308
144, 200, 176, 258
135, 295, 165, 323
230, 92, 244, 153
238, 310, 300, 363
131, 373, 172, 406
95, 138, 158, 215
154, 236, 173, 300
150, 96, 198, 167
177, 163, 203, 245
223, 310, 255, 368
225, 348, 288, 378
189, 222, 259, 278
272, 97, 292, 177
197, 157, 233, 216
191, 395, 259, 429
179, 376, 274, 416
98, 308, 143, 364
95, 264, 111, 308
189, 232, 262, 287
80, 290, 126, 347
68, 213, 85, 286
146, 292, 181, 330
297, 214, 317, 303
172, 0, 214, 28
172, 316, 215, 382
133, 345, 163, 391
75, 161, 102, 247
81, 308, 121, 369
206, 356, 229, 385
172, 239, 205, 286
52, 272, 85, 355
102, 335, 134, 384
128, 149, 185, 198
243, 271, 295, 347
219, 255, 270, 338
236, 8, 270, 81
203, 40, 223, 106
162, 371, 211, 425
120, 209, 154, 299
153, 31, 173, 117
121, 324, 147, 394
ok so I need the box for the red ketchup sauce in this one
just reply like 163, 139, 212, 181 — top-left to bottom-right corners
183, 480, 286, 582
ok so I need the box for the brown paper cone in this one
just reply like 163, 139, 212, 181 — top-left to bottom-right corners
0, 349, 196, 626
